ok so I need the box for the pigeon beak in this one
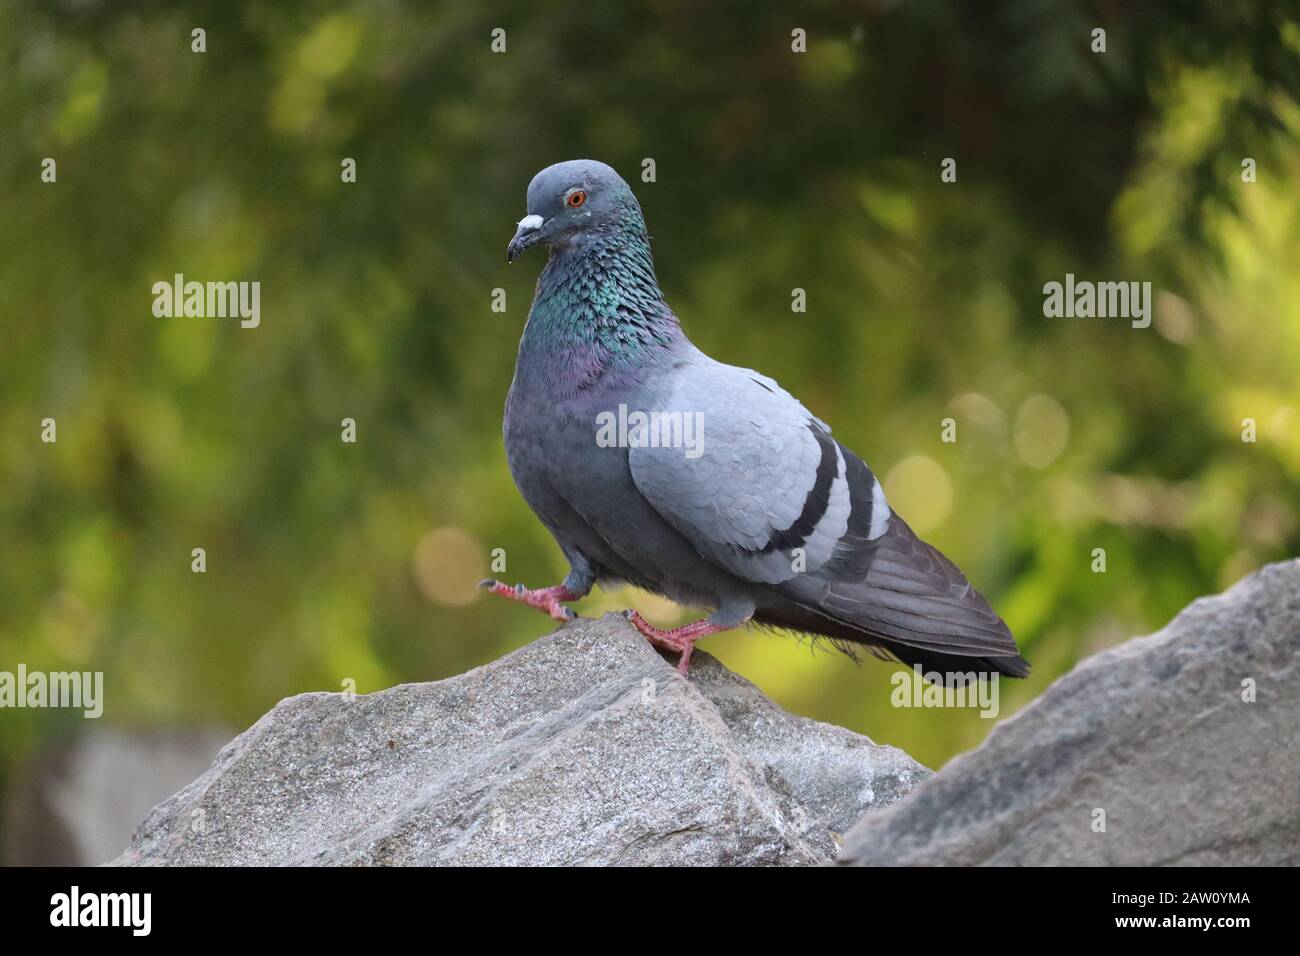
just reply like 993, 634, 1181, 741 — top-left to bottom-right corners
507, 214, 545, 263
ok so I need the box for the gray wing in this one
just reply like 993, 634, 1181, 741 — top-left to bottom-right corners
628, 359, 1027, 675
628, 360, 853, 585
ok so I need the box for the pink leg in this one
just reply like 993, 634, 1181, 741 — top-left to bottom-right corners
479, 580, 580, 622
623, 611, 738, 676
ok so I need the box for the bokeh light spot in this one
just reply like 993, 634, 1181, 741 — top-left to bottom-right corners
884, 455, 953, 534
1014, 394, 1070, 469
412, 527, 485, 607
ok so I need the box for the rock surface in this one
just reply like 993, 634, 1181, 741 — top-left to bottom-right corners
839, 559, 1300, 866
114, 614, 927, 866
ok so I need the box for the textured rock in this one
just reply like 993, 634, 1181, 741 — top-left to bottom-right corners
114, 614, 927, 866
839, 559, 1300, 866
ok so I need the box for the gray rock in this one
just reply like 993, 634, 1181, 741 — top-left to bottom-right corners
839, 559, 1300, 866
113, 614, 927, 866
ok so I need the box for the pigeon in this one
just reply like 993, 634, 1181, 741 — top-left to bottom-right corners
484, 159, 1029, 680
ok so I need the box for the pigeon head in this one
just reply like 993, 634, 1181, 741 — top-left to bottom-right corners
507, 160, 645, 263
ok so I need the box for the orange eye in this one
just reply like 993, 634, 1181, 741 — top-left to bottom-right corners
567, 189, 587, 208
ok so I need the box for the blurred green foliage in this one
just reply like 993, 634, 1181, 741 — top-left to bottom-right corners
1, 0, 1297, 813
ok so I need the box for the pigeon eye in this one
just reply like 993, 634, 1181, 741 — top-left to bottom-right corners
566, 189, 587, 208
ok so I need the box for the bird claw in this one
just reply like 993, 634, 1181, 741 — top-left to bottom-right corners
622, 610, 738, 677
622, 610, 693, 674
623, 610, 687, 653
480, 580, 580, 623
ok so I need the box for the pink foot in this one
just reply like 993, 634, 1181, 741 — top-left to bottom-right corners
623, 611, 731, 676
479, 580, 580, 623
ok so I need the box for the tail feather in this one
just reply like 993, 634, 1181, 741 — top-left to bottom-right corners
767, 516, 1030, 679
